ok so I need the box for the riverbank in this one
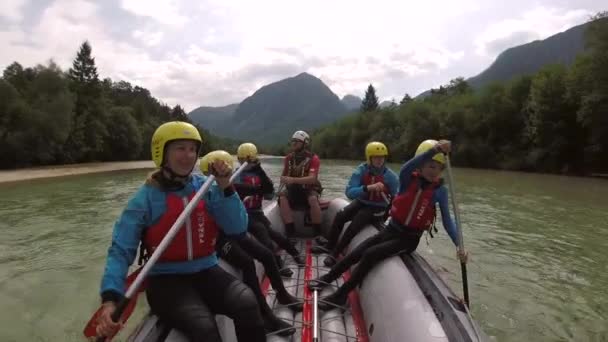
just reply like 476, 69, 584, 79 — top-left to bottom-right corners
0, 161, 156, 184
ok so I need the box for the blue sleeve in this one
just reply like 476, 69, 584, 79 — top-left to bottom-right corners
345, 164, 366, 200
435, 186, 459, 246
385, 169, 399, 197
399, 148, 439, 192
100, 186, 149, 297
206, 184, 248, 239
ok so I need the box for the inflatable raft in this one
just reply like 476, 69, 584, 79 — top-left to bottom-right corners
126, 198, 487, 342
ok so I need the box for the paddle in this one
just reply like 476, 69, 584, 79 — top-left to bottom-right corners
276, 182, 285, 199
444, 153, 470, 308
230, 161, 248, 183
89, 160, 247, 341
380, 192, 390, 205
83, 267, 144, 338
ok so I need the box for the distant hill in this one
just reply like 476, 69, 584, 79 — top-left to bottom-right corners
188, 72, 350, 145
188, 103, 239, 134
379, 100, 395, 108
416, 21, 589, 98
341, 94, 362, 110
468, 21, 588, 88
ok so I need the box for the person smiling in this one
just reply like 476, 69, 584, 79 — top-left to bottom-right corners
96, 121, 265, 342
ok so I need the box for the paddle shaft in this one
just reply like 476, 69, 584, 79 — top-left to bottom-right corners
444, 154, 470, 307
230, 161, 248, 183
380, 192, 390, 205
313, 290, 319, 342
97, 162, 247, 341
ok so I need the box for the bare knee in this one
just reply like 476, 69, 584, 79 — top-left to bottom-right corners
308, 196, 320, 208
279, 195, 291, 208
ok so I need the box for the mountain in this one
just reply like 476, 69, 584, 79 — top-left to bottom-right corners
467, 21, 588, 88
188, 103, 239, 134
189, 72, 350, 145
379, 100, 395, 108
341, 95, 362, 110
416, 21, 589, 98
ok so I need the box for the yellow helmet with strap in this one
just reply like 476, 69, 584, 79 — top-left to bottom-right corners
151, 121, 202, 167
199, 152, 212, 175
415, 139, 445, 164
199, 150, 234, 175
237, 143, 258, 161
365, 141, 388, 163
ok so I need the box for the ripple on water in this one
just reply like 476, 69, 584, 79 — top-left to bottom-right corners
1, 163, 608, 341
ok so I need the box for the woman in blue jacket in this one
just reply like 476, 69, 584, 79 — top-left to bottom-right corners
95, 121, 265, 342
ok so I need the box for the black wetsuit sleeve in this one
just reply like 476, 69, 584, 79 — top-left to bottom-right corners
258, 167, 274, 196
233, 183, 259, 196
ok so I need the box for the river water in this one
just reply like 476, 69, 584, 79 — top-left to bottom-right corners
0, 157, 607, 341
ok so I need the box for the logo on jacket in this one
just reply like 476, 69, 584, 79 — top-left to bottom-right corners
416, 198, 430, 221
197, 212, 206, 244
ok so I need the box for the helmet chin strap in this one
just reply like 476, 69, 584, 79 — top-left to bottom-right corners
160, 165, 192, 190
369, 162, 385, 175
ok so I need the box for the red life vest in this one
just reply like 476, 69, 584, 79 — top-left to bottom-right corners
390, 172, 440, 230
143, 192, 219, 263
238, 173, 263, 210
286, 151, 314, 177
361, 167, 391, 203
285, 151, 322, 192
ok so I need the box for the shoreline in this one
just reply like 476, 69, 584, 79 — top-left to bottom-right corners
0, 161, 156, 184
1, 158, 605, 185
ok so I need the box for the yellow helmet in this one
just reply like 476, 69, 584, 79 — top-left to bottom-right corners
151, 121, 202, 167
237, 142, 258, 161
199, 150, 234, 175
199, 152, 212, 175
365, 141, 388, 163
415, 139, 445, 164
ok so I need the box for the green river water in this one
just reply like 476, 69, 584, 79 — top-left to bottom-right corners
0, 157, 607, 341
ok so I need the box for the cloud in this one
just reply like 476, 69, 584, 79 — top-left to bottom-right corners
120, 0, 188, 27
484, 31, 540, 56
238, 63, 303, 82
1, 0, 601, 111
0, 0, 476, 108
475, 6, 591, 56
132, 29, 164, 47
0, 0, 27, 23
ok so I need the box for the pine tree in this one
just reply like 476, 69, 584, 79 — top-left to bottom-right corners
63, 41, 103, 162
361, 84, 379, 112
400, 93, 413, 105
170, 105, 191, 122
68, 41, 99, 85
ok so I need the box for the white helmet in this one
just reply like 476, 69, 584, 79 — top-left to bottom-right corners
292, 130, 310, 145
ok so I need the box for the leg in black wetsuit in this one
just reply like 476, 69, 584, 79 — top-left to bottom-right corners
312, 200, 362, 254
248, 212, 303, 266
146, 265, 266, 342
247, 213, 291, 276
324, 204, 386, 267
238, 235, 304, 312
216, 236, 295, 336
308, 228, 422, 310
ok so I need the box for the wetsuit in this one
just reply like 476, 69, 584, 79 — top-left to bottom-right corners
100, 173, 265, 342
308, 148, 459, 309
317, 163, 398, 265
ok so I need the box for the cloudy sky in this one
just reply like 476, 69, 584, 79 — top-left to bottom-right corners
0, 0, 604, 111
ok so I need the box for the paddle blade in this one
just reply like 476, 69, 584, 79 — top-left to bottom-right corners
83, 305, 105, 338
83, 294, 141, 338
83, 268, 145, 338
